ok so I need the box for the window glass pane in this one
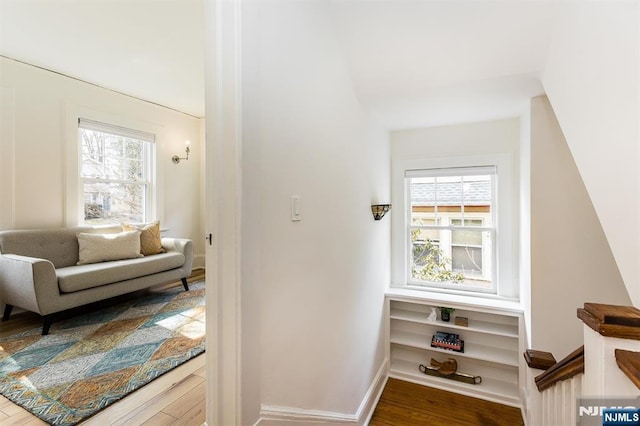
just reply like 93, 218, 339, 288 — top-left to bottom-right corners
105, 138, 123, 157
411, 229, 452, 282
463, 175, 492, 225
126, 159, 143, 181
411, 228, 462, 283
83, 182, 145, 224
452, 228, 483, 246
452, 246, 483, 275
410, 177, 437, 222
436, 175, 463, 210
105, 156, 123, 180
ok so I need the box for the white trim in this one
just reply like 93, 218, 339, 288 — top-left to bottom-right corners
259, 406, 357, 424
257, 360, 388, 425
392, 153, 518, 300
360, 362, 389, 426
63, 104, 165, 227
204, 0, 243, 425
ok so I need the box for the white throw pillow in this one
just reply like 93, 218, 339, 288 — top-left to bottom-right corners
77, 230, 143, 265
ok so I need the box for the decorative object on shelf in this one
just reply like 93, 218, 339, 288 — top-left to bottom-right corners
455, 316, 469, 327
419, 363, 482, 385
371, 204, 391, 220
427, 307, 437, 321
431, 331, 464, 352
172, 140, 191, 164
430, 357, 458, 376
439, 306, 455, 322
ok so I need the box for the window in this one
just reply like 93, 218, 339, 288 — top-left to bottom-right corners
78, 118, 155, 224
406, 166, 496, 293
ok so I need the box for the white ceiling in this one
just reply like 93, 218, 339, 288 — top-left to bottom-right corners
0, 0, 559, 129
331, 1, 558, 129
0, 0, 205, 118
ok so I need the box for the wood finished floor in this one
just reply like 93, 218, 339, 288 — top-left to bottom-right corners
0, 271, 206, 426
369, 378, 524, 426
1, 269, 523, 426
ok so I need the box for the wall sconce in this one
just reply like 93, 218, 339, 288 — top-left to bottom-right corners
371, 204, 391, 220
172, 141, 191, 164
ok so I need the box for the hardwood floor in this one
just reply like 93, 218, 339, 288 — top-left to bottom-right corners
0, 271, 206, 426
2, 269, 523, 426
369, 378, 524, 426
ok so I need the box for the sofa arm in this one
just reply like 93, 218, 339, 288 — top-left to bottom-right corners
161, 238, 194, 277
0, 254, 59, 315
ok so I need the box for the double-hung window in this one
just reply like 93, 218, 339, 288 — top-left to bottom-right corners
78, 118, 155, 224
407, 166, 496, 293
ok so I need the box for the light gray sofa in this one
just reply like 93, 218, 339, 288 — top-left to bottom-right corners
0, 226, 193, 335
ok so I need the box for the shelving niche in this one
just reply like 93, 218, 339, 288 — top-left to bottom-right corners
387, 295, 523, 407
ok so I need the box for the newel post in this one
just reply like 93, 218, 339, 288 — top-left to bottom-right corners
578, 303, 640, 396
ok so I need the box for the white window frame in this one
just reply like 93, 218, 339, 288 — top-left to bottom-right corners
391, 154, 517, 300
64, 105, 163, 227
78, 118, 154, 224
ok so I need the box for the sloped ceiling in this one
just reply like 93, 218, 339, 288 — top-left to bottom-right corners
0, 0, 559, 128
330, 0, 558, 129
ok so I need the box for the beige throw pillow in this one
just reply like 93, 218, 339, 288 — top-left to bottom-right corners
77, 230, 143, 265
122, 221, 165, 256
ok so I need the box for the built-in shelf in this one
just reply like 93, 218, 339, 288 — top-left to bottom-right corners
390, 307, 519, 338
390, 330, 519, 366
389, 358, 521, 407
386, 294, 523, 407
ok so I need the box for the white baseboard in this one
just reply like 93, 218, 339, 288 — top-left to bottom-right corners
257, 358, 388, 425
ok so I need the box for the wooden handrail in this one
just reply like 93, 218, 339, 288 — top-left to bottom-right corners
524, 349, 556, 370
534, 346, 584, 392
615, 349, 640, 390
578, 303, 640, 340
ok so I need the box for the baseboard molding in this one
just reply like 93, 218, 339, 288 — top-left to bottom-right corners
257, 358, 388, 425
360, 361, 389, 425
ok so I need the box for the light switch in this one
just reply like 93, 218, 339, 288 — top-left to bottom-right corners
291, 195, 302, 221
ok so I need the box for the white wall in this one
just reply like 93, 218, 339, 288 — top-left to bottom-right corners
391, 118, 520, 161
529, 95, 631, 357
241, 1, 389, 421
542, 1, 639, 306
0, 57, 204, 266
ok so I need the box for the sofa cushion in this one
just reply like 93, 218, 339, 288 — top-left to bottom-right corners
57, 251, 186, 293
122, 221, 165, 256
77, 230, 143, 265
0, 226, 122, 268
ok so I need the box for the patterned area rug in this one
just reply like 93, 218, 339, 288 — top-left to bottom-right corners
0, 281, 205, 425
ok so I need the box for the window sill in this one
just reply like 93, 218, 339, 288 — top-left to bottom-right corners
386, 286, 523, 314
